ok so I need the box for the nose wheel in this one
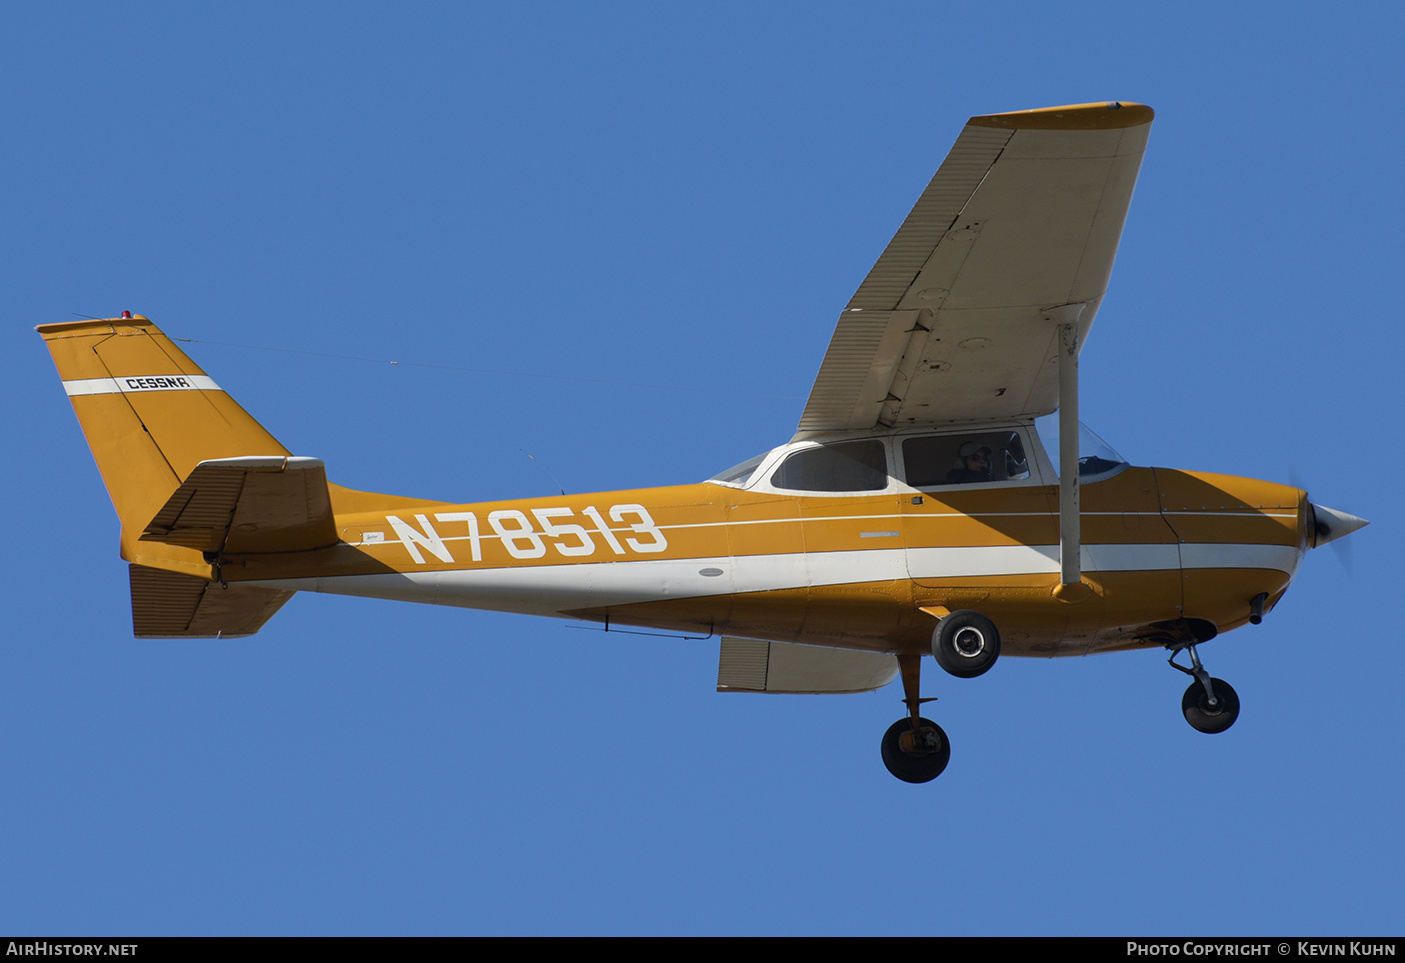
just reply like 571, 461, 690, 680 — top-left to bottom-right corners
1168, 643, 1240, 733
881, 653, 951, 783
1181, 676, 1240, 733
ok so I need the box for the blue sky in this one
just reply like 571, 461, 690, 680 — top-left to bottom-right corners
3, 2, 1402, 935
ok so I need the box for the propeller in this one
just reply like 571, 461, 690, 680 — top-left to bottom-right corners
1290, 471, 1367, 573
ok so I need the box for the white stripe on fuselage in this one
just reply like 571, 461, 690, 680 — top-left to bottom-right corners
243, 542, 1301, 617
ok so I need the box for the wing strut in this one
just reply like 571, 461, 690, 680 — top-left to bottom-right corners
1050, 305, 1087, 596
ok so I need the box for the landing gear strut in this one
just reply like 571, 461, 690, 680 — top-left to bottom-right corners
1168, 643, 1240, 734
880, 654, 950, 783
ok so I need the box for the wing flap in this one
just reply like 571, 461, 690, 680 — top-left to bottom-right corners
129, 564, 293, 638
795, 309, 920, 431
846, 125, 1013, 311
141, 456, 337, 554
716, 637, 898, 694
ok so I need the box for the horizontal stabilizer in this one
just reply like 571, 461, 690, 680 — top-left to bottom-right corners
129, 564, 293, 638
717, 637, 898, 694
141, 456, 337, 554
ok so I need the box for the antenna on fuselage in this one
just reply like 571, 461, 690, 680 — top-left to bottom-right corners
520, 449, 567, 497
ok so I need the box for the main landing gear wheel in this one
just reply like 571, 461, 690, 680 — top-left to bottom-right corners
1182, 677, 1240, 734
932, 610, 1001, 678
881, 717, 950, 783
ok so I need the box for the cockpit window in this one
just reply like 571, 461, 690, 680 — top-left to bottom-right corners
770, 441, 888, 492
709, 450, 770, 488
902, 432, 1030, 488
1032, 417, 1130, 481
1073, 424, 1129, 480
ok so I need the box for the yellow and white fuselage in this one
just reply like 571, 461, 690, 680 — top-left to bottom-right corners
244, 449, 1309, 657
36, 316, 1309, 657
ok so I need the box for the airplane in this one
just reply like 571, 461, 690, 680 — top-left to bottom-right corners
39, 101, 1368, 783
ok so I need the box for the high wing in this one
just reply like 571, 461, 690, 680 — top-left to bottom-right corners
797, 101, 1153, 433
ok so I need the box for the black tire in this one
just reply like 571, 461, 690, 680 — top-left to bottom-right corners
931, 610, 1001, 678
880, 717, 951, 783
1182, 677, 1240, 734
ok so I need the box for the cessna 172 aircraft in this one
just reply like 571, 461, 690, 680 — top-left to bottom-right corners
40, 101, 1367, 782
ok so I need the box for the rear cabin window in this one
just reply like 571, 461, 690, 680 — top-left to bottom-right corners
770, 441, 888, 492
902, 432, 1030, 488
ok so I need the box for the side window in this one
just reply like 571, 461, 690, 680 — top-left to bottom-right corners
902, 432, 1030, 488
771, 441, 888, 492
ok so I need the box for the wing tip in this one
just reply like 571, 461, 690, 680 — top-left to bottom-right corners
968, 101, 1154, 131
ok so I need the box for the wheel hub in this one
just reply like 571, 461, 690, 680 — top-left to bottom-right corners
953, 627, 986, 658
898, 726, 943, 755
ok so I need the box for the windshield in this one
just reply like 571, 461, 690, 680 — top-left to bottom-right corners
1033, 417, 1130, 481
708, 450, 771, 488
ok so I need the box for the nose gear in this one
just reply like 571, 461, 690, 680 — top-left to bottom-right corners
1167, 642, 1241, 734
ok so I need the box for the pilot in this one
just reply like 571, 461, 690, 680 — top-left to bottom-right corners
946, 442, 994, 484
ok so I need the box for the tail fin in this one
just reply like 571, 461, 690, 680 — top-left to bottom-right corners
38, 315, 290, 575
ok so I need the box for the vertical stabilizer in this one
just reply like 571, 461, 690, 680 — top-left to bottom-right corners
37, 316, 290, 574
